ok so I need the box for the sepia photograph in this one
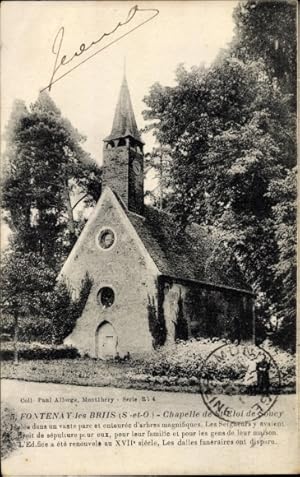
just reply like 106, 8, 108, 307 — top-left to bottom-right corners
1, 0, 298, 475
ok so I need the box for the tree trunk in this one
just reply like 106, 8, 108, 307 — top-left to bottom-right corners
13, 315, 19, 364
159, 152, 163, 210
64, 181, 75, 236
51, 318, 56, 346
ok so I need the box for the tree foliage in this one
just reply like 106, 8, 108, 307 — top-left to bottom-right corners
1, 248, 93, 356
147, 293, 167, 348
232, 0, 297, 103
174, 293, 189, 341
1, 92, 99, 351
44, 272, 93, 345
144, 145, 173, 209
142, 1, 296, 350
2, 92, 101, 269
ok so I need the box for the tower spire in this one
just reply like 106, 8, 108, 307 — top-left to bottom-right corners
102, 72, 144, 215
104, 73, 143, 144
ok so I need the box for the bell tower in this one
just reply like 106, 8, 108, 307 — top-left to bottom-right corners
102, 74, 144, 215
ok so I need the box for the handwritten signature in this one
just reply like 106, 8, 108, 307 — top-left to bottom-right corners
41, 5, 159, 92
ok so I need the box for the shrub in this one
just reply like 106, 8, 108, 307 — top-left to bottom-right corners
147, 291, 167, 347
262, 340, 296, 388
174, 293, 189, 340
132, 339, 209, 380
1, 247, 93, 346
42, 272, 93, 344
0, 314, 15, 336
131, 338, 296, 390
0, 342, 79, 361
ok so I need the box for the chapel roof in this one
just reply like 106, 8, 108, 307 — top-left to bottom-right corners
104, 74, 142, 144
125, 205, 253, 294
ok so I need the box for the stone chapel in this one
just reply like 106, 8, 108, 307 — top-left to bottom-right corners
60, 74, 255, 358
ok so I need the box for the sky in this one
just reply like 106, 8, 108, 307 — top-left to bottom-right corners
1, 1, 238, 166
1, 1, 238, 247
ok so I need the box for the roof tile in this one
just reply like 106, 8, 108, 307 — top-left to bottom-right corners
126, 205, 252, 293
104, 75, 142, 143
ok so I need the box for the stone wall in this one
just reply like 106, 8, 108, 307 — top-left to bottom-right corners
60, 188, 254, 357
102, 145, 129, 206
61, 188, 158, 357
160, 278, 254, 343
102, 144, 144, 214
128, 149, 144, 215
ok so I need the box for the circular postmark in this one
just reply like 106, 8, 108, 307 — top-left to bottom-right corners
200, 343, 281, 423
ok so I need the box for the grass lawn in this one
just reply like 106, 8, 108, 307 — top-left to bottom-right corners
1, 357, 295, 394
1, 339, 296, 394
0, 358, 199, 393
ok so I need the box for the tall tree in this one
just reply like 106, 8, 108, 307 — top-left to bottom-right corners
232, 0, 297, 104
1, 249, 93, 361
267, 167, 297, 350
142, 2, 296, 349
1, 251, 56, 362
2, 92, 101, 269
144, 145, 173, 209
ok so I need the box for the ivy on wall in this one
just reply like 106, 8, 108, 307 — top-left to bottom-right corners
174, 291, 189, 341
147, 285, 167, 348
51, 272, 93, 344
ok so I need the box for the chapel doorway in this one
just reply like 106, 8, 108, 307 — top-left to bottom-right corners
96, 321, 118, 359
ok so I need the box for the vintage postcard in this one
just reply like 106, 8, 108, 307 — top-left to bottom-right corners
1, 0, 298, 475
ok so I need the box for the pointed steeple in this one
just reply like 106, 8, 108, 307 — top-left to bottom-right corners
104, 74, 143, 144
102, 72, 145, 215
